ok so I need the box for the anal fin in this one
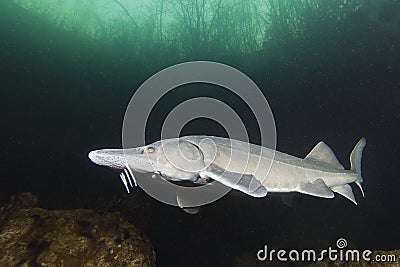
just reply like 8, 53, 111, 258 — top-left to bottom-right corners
331, 184, 357, 205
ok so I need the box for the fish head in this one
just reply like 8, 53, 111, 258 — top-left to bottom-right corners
146, 138, 206, 181
88, 138, 205, 181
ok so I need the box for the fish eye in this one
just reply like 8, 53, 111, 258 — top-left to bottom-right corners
147, 147, 155, 153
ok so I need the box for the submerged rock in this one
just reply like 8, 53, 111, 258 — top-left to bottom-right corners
0, 192, 155, 267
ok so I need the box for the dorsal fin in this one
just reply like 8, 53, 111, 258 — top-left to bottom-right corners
305, 141, 344, 169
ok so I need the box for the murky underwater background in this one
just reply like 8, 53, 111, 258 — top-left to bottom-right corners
1, 0, 399, 266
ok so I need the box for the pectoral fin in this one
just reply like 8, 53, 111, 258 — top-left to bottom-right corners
298, 179, 334, 198
176, 193, 200, 215
201, 165, 267, 198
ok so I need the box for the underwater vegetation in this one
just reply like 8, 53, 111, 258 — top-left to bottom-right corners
10, 0, 399, 65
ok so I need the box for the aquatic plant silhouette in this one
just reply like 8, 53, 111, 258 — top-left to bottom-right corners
9, 0, 399, 71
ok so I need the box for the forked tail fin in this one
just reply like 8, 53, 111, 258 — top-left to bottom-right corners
350, 137, 367, 197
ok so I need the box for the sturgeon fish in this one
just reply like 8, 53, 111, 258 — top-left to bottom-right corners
88, 136, 366, 207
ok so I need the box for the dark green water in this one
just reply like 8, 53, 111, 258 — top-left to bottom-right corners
1, 0, 399, 266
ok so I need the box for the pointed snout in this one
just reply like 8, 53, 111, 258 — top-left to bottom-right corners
88, 150, 99, 163
88, 149, 128, 169
88, 148, 155, 172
